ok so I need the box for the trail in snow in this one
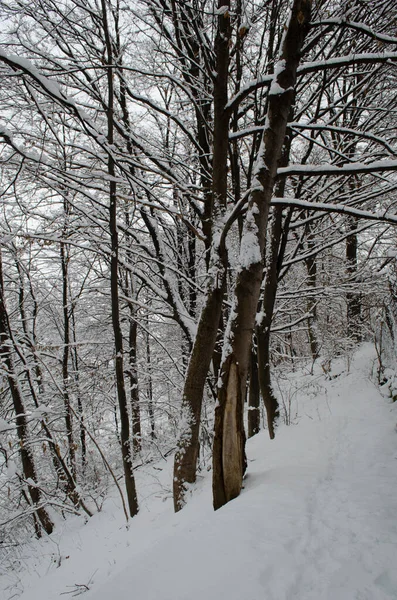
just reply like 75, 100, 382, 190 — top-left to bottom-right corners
2, 344, 397, 600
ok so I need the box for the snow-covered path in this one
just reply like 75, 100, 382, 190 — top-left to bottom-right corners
3, 346, 397, 600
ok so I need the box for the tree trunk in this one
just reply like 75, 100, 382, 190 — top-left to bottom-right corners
0, 249, 54, 535
256, 205, 284, 441
60, 233, 77, 484
255, 118, 293, 440
173, 0, 232, 512
257, 321, 280, 441
145, 315, 156, 441
213, 0, 312, 510
70, 310, 86, 469
102, 0, 138, 518
172, 262, 227, 511
128, 309, 141, 455
346, 217, 361, 341
248, 347, 260, 438
305, 232, 319, 360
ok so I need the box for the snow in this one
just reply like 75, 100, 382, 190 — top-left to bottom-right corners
215, 5, 229, 16
238, 204, 262, 270
299, 52, 397, 76
0, 417, 11, 432
6, 460, 18, 479
269, 60, 294, 96
271, 197, 397, 225
0, 50, 65, 102
269, 81, 286, 95
278, 159, 397, 177
2, 344, 397, 600
227, 51, 397, 112
30, 406, 52, 419
24, 478, 37, 488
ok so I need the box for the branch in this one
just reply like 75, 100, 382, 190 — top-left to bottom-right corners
310, 19, 397, 45
271, 197, 397, 224
226, 51, 397, 113
278, 159, 397, 177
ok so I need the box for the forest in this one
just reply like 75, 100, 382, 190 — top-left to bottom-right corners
0, 0, 397, 588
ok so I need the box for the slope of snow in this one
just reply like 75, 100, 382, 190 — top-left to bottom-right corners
2, 344, 397, 600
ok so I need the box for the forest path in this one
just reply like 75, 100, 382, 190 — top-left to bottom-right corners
6, 345, 397, 600
282, 362, 397, 599
240, 345, 397, 600
87, 345, 397, 600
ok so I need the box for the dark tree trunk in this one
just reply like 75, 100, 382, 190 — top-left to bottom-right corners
0, 249, 54, 535
257, 322, 280, 441
70, 312, 86, 469
256, 205, 284, 441
129, 311, 141, 455
248, 347, 260, 438
346, 217, 361, 341
255, 103, 294, 441
102, 0, 138, 518
172, 265, 227, 511
60, 234, 77, 484
305, 235, 319, 360
145, 317, 156, 441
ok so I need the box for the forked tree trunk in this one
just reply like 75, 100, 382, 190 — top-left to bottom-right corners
213, 0, 312, 510
0, 249, 54, 535
173, 0, 232, 512
172, 262, 227, 511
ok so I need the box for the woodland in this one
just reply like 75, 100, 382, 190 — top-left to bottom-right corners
0, 0, 397, 554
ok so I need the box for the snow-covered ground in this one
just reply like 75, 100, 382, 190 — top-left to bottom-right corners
2, 344, 397, 600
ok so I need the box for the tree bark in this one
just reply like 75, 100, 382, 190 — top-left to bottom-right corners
172, 259, 227, 511
102, 0, 138, 518
173, 0, 232, 512
256, 205, 284, 441
128, 305, 141, 455
305, 226, 319, 360
255, 118, 294, 440
60, 227, 77, 484
213, 0, 312, 510
248, 347, 260, 438
145, 312, 156, 441
346, 216, 361, 341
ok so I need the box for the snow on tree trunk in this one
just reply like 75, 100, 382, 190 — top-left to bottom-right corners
172, 0, 232, 512
213, 0, 312, 510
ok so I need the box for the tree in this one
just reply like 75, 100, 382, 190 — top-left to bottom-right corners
0, 248, 54, 535
0, 0, 396, 526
